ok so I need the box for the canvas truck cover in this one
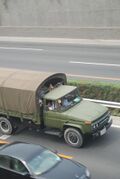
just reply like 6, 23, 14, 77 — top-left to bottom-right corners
0, 68, 66, 114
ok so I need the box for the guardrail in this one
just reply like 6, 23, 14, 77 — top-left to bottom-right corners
83, 98, 120, 109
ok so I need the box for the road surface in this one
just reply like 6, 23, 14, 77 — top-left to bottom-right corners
0, 40, 120, 82
0, 38, 120, 178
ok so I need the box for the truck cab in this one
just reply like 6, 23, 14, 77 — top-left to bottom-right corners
43, 85, 112, 148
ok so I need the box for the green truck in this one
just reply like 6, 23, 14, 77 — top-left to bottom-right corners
0, 68, 112, 148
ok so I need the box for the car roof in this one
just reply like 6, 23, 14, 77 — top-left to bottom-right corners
0, 142, 45, 162
44, 85, 77, 100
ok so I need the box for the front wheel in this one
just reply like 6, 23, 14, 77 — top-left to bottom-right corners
0, 117, 13, 135
64, 128, 84, 148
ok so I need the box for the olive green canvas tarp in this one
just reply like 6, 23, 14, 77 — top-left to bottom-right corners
0, 68, 53, 114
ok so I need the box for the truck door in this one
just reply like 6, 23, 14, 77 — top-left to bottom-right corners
43, 100, 64, 129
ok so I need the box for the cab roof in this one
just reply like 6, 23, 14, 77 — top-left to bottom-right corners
44, 85, 77, 100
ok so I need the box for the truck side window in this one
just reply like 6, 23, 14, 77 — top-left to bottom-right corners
46, 100, 55, 111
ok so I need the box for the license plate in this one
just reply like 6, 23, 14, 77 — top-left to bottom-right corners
100, 127, 106, 136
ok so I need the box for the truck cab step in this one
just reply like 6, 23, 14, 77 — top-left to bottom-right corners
44, 129, 62, 137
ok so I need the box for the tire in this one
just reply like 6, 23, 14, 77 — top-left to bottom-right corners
0, 117, 13, 135
64, 128, 84, 148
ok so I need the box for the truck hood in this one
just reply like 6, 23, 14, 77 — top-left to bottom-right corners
63, 99, 108, 122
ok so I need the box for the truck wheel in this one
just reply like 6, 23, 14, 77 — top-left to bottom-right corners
0, 117, 13, 135
64, 128, 83, 148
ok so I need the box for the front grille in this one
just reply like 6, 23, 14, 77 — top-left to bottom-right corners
92, 111, 110, 132
98, 112, 110, 127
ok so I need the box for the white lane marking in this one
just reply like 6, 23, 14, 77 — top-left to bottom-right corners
68, 73, 120, 81
0, 135, 11, 140
69, 61, 120, 67
112, 124, 120, 128
0, 46, 43, 51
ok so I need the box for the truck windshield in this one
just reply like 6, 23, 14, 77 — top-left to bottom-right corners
60, 88, 81, 111
46, 89, 81, 112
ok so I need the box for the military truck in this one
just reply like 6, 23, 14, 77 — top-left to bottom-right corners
0, 68, 112, 148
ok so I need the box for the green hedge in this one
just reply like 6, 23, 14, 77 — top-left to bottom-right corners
68, 79, 120, 116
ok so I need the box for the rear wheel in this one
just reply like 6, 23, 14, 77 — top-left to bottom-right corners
64, 128, 84, 148
0, 117, 13, 135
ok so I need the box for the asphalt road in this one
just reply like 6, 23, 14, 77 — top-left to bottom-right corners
0, 39, 120, 178
0, 40, 120, 82
0, 125, 120, 179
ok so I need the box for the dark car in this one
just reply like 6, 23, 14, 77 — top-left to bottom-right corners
0, 142, 91, 179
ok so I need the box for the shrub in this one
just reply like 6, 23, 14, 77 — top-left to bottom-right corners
68, 79, 120, 116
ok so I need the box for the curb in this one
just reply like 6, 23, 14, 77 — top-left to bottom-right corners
0, 36, 120, 46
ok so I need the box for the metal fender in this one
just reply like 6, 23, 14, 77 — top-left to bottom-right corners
63, 123, 84, 134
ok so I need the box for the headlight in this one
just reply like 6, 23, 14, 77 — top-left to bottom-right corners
85, 168, 91, 178
91, 122, 99, 129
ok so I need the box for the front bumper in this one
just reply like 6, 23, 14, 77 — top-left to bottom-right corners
92, 117, 112, 137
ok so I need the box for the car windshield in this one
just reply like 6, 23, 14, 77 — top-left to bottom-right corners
27, 150, 61, 175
